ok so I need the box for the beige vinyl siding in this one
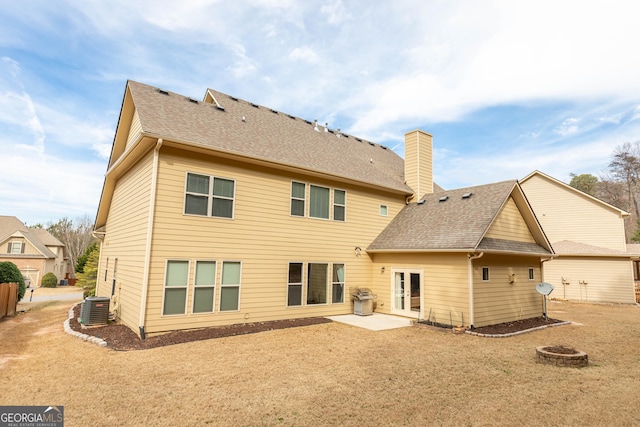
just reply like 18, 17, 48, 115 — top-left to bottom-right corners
143, 147, 406, 334
544, 258, 635, 304
125, 110, 142, 150
485, 197, 536, 242
370, 252, 470, 327
472, 254, 542, 327
96, 150, 154, 332
521, 174, 627, 251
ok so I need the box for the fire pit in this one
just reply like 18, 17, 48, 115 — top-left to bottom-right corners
536, 345, 588, 368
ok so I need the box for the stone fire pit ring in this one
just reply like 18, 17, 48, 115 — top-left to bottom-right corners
536, 346, 588, 368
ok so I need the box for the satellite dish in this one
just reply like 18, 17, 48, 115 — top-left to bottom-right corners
536, 282, 554, 296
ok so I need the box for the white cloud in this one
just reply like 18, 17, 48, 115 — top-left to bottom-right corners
320, 0, 350, 25
554, 118, 580, 136
288, 46, 320, 63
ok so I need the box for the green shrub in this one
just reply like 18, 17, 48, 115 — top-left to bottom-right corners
42, 272, 58, 288
0, 262, 27, 301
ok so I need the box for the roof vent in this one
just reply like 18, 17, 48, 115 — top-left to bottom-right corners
271, 109, 278, 114
439, 196, 449, 202
288, 115, 296, 120
355, 137, 362, 142
337, 128, 341, 138
325, 122, 329, 132
242, 116, 246, 122
417, 199, 426, 205
314, 120, 320, 132
462, 192, 473, 199
229, 96, 239, 101
158, 89, 169, 95
381, 145, 388, 150
188, 97, 198, 104
250, 103, 259, 108
215, 105, 225, 111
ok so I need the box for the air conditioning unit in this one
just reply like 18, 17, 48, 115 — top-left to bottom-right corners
80, 296, 110, 325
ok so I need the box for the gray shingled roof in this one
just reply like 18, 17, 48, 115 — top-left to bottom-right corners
368, 180, 550, 254
553, 240, 630, 256
0, 216, 62, 259
128, 81, 412, 194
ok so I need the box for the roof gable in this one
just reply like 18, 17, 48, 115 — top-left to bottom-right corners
368, 180, 552, 254
521, 170, 629, 217
0, 216, 61, 259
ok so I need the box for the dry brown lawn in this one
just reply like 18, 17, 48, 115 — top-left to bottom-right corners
1, 295, 640, 426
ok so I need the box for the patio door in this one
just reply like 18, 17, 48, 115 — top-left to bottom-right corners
391, 269, 422, 318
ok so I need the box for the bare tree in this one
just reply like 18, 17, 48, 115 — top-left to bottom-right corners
46, 215, 96, 276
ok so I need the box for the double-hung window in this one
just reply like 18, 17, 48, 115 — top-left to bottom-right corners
291, 182, 306, 216
332, 264, 345, 303
185, 172, 235, 218
193, 261, 216, 313
163, 260, 189, 315
220, 261, 241, 311
8, 241, 24, 254
333, 190, 346, 222
287, 263, 303, 306
309, 185, 330, 219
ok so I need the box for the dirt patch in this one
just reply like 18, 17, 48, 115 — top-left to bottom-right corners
69, 304, 332, 351
470, 316, 565, 335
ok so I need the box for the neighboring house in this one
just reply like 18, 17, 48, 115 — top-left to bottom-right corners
0, 216, 69, 286
94, 81, 554, 337
520, 171, 637, 304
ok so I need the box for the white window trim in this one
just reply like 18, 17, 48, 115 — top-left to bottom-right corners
528, 267, 535, 281
219, 260, 242, 312
9, 241, 23, 254
482, 266, 490, 282
161, 259, 191, 317
286, 261, 305, 308
380, 205, 388, 217
183, 171, 236, 220
333, 189, 346, 222
192, 259, 218, 314
290, 181, 306, 218
309, 184, 331, 221
306, 262, 329, 306
331, 262, 346, 304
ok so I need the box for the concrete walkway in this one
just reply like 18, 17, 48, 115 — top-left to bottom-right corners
326, 313, 413, 331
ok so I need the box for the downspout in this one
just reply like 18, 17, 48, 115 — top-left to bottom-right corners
138, 138, 163, 339
92, 231, 106, 296
539, 256, 554, 282
467, 252, 484, 329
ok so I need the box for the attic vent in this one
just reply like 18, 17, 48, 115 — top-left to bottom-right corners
215, 105, 225, 111
439, 196, 449, 202
355, 138, 362, 142
250, 103, 259, 108
381, 145, 388, 150
417, 199, 426, 205
188, 98, 198, 104
462, 192, 473, 199
368, 142, 375, 146
229, 96, 239, 101
158, 89, 169, 95
304, 120, 312, 125
328, 129, 334, 134
288, 115, 296, 120
271, 109, 279, 114
343, 134, 349, 138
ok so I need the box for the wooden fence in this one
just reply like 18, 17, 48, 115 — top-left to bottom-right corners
0, 282, 18, 319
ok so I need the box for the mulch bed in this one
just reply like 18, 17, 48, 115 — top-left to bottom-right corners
471, 316, 565, 335
69, 305, 332, 351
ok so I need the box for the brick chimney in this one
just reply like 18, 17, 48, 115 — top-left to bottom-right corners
404, 129, 433, 201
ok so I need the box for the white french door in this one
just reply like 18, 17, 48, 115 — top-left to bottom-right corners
391, 269, 423, 318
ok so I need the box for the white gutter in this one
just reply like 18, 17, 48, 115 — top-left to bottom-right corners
467, 252, 484, 328
138, 138, 162, 339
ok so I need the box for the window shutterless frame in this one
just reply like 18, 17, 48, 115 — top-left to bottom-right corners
482, 266, 490, 282
193, 260, 217, 314
333, 189, 346, 222
162, 259, 190, 316
287, 262, 304, 307
528, 267, 535, 281
184, 172, 236, 219
290, 181, 306, 217
219, 261, 242, 312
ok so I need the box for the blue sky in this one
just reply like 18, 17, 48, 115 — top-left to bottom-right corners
2, 0, 640, 226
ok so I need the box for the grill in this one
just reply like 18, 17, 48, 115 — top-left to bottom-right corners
352, 288, 377, 316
